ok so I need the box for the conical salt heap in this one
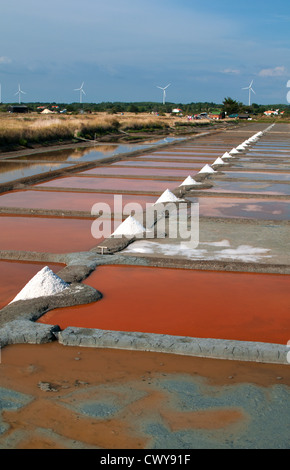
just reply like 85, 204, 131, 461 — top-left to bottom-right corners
236, 144, 247, 151
10, 266, 69, 304
179, 175, 200, 186
198, 164, 216, 174
212, 157, 226, 165
154, 189, 184, 204
221, 152, 233, 159
229, 148, 239, 155
111, 215, 147, 237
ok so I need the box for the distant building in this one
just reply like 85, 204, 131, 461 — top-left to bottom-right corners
208, 110, 225, 120
264, 110, 279, 116
8, 105, 28, 113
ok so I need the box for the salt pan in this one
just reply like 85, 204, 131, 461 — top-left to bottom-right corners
10, 266, 69, 303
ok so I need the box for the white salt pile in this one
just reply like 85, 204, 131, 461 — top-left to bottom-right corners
212, 157, 226, 165
236, 144, 246, 151
221, 152, 233, 159
10, 266, 69, 304
179, 176, 200, 186
111, 215, 147, 237
198, 164, 216, 174
154, 189, 184, 204
229, 148, 239, 155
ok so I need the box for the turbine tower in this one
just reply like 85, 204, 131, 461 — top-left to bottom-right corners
74, 82, 86, 104
15, 84, 26, 104
156, 83, 171, 105
242, 80, 256, 106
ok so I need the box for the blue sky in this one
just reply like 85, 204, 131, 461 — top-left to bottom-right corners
1, 0, 290, 104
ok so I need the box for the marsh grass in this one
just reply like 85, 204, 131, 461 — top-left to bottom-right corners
0, 112, 203, 148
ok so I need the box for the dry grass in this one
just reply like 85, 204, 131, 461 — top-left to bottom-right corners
0, 111, 209, 147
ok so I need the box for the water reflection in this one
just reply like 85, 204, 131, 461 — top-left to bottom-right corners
0, 161, 75, 184
0, 137, 184, 183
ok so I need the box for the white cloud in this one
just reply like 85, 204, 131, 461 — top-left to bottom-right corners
0, 56, 11, 64
222, 68, 240, 75
258, 66, 287, 77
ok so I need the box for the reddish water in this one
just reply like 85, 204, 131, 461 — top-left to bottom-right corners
35, 176, 182, 192
194, 196, 290, 220
79, 167, 200, 178
0, 190, 156, 213
112, 161, 211, 168
0, 260, 64, 308
0, 215, 103, 253
38, 265, 290, 345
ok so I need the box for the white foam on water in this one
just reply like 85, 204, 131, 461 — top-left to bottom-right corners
10, 266, 69, 303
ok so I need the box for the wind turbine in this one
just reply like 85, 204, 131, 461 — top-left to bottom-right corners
74, 82, 86, 104
242, 80, 255, 106
15, 84, 26, 104
156, 83, 171, 105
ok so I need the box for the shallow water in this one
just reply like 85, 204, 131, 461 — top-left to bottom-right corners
0, 161, 75, 184
38, 265, 290, 345
220, 172, 290, 181
206, 180, 290, 196
0, 215, 103, 253
79, 166, 200, 178
188, 196, 290, 220
0, 190, 156, 213
112, 160, 212, 168
36, 176, 183, 192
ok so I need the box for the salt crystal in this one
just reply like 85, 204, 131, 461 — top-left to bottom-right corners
179, 176, 200, 186
221, 152, 233, 159
154, 189, 184, 204
212, 157, 226, 165
198, 164, 216, 174
10, 266, 69, 303
111, 215, 147, 237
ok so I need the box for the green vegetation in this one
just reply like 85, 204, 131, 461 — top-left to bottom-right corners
1, 100, 289, 117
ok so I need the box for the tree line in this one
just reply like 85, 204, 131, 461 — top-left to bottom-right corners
1, 99, 289, 116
